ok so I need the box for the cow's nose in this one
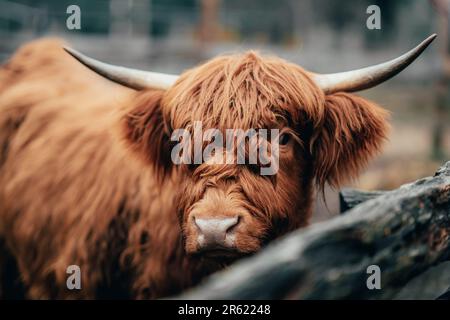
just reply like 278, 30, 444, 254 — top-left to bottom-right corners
194, 216, 240, 249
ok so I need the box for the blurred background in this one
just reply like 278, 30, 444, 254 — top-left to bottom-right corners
0, 0, 449, 221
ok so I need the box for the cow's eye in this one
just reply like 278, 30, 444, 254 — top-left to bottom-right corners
279, 133, 291, 145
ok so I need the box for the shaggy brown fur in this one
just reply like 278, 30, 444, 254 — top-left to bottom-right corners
0, 38, 389, 299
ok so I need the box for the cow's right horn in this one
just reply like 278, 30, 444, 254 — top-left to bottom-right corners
64, 47, 179, 90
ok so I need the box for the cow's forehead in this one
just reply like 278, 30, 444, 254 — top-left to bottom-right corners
162, 51, 324, 131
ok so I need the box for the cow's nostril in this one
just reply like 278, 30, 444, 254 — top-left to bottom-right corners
225, 216, 240, 233
193, 216, 240, 249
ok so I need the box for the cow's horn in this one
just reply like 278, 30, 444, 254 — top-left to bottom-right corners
63, 47, 178, 90
312, 34, 436, 94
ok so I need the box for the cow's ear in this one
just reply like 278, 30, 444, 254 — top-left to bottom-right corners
123, 90, 172, 179
311, 92, 389, 190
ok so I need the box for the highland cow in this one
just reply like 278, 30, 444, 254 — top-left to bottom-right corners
0, 35, 435, 299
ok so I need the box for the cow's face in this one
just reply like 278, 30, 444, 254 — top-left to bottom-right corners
171, 117, 315, 259
146, 52, 388, 259
174, 134, 314, 259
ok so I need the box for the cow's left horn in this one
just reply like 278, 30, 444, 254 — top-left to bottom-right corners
63, 47, 178, 90
313, 34, 436, 94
